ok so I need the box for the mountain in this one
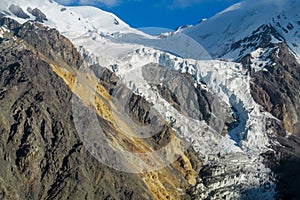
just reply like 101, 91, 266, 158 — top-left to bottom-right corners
0, 16, 203, 200
183, 0, 300, 61
0, 0, 300, 199
181, 1, 300, 199
181, 0, 300, 136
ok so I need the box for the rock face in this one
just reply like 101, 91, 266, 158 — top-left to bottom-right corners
1, 1, 300, 199
142, 64, 211, 122
232, 25, 283, 61
8, 4, 29, 19
27, 8, 48, 23
249, 42, 300, 136
180, 3, 300, 197
240, 30, 300, 199
141, 64, 237, 134
262, 118, 300, 200
0, 17, 201, 200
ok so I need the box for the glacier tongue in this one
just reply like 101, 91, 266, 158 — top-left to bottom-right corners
0, 0, 279, 198
105, 47, 271, 154
82, 44, 275, 198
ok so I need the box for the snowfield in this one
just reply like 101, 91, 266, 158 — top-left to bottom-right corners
183, 0, 300, 61
2, 0, 298, 198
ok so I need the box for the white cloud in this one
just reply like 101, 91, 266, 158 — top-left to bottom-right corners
54, 0, 120, 7
78, 0, 143, 7
168, 0, 238, 9
79, 0, 119, 7
170, 0, 202, 8
55, 0, 242, 9
55, 0, 76, 5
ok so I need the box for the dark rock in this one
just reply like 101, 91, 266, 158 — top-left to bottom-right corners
0, 17, 155, 200
31, 8, 48, 23
0, 17, 21, 31
0, 17, 201, 199
114, 18, 119, 25
91, 65, 119, 94
142, 64, 212, 122
27, 7, 32, 14
249, 42, 300, 135
262, 118, 300, 200
15, 20, 84, 69
241, 24, 300, 199
8, 4, 30, 19
232, 24, 283, 61
142, 63, 235, 134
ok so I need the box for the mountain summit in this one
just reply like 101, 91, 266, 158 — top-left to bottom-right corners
184, 0, 300, 61
0, 0, 300, 199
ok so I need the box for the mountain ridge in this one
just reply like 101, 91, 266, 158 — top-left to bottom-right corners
0, 0, 300, 199
0, 16, 202, 199
183, 0, 300, 61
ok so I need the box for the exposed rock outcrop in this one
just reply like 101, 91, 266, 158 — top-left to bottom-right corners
27, 8, 48, 23
8, 4, 29, 19
241, 31, 300, 198
249, 42, 300, 136
0, 17, 201, 200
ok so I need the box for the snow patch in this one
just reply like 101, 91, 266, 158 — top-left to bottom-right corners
0, 25, 10, 38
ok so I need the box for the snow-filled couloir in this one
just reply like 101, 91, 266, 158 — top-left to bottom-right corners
2, 0, 300, 199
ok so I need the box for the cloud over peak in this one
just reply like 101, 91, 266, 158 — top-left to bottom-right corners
54, 0, 120, 7
79, 0, 119, 7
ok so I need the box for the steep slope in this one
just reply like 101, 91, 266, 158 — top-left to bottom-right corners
0, 0, 210, 62
181, 0, 300, 199
1, 0, 300, 199
0, 1, 277, 199
0, 17, 202, 200
0, 0, 137, 35
183, 0, 300, 61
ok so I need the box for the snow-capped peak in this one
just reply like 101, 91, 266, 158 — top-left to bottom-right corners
183, 0, 300, 60
0, 0, 142, 36
1, 0, 293, 198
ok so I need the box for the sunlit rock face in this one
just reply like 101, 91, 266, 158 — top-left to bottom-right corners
0, 0, 300, 199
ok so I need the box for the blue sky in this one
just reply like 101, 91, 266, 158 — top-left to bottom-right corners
55, 0, 241, 30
